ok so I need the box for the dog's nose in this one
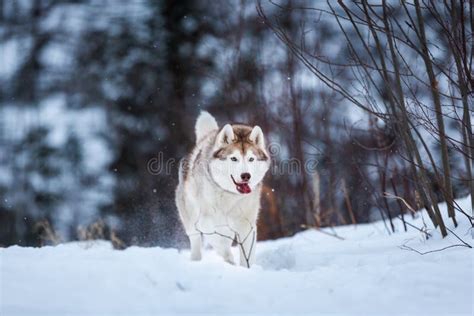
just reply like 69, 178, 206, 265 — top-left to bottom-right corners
240, 173, 251, 182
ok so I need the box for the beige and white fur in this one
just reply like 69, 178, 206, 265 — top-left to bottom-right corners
175, 111, 270, 267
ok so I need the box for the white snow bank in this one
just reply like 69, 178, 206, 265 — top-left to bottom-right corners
1, 196, 472, 315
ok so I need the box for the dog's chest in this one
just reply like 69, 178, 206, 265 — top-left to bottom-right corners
190, 175, 259, 227
202, 191, 244, 215
199, 189, 253, 220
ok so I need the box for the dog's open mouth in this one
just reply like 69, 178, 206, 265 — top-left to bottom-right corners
231, 175, 251, 194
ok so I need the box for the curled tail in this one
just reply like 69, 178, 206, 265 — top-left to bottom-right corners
195, 111, 218, 142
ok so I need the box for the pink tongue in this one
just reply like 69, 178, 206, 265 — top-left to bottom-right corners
236, 183, 251, 194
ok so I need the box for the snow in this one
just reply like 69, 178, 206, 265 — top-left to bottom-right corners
1, 196, 472, 315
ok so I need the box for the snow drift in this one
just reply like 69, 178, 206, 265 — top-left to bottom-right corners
1, 196, 472, 315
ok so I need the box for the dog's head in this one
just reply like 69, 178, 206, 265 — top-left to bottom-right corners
209, 123, 270, 195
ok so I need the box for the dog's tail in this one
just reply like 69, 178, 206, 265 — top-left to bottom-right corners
195, 111, 218, 143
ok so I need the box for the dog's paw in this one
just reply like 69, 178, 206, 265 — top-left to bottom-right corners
223, 252, 235, 265
190, 252, 202, 261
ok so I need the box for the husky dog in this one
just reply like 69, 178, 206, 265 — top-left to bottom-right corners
175, 111, 270, 267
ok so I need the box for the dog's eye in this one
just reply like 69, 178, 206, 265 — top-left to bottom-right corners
249, 157, 255, 162
230, 157, 238, 162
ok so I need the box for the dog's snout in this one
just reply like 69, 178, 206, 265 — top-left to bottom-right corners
240, 173, 251, 182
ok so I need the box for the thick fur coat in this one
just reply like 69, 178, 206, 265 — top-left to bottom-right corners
175, 111, 270, 267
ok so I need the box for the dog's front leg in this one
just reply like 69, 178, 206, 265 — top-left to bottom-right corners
235, 221, 257, 268
189, 233, 202, 261
207, 232, 235, 265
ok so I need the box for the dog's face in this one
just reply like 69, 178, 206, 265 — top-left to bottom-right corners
209, 124, 270, 195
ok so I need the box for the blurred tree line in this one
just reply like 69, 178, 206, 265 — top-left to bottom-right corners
0, 0, 471, 247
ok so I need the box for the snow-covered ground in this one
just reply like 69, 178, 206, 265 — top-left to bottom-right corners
1, 196, 472, 315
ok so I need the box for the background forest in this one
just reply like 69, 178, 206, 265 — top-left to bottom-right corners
0, 0, 472, 248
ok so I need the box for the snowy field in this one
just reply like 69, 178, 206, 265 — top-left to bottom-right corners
1, 196, 472, 316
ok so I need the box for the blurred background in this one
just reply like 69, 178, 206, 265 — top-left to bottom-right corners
0, 0, 471, 248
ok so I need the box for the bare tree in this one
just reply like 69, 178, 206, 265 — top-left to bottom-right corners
257, 0, 473, 237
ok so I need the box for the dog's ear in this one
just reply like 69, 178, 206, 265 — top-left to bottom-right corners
249, 126, 265, 148
216, 124, 235, 145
